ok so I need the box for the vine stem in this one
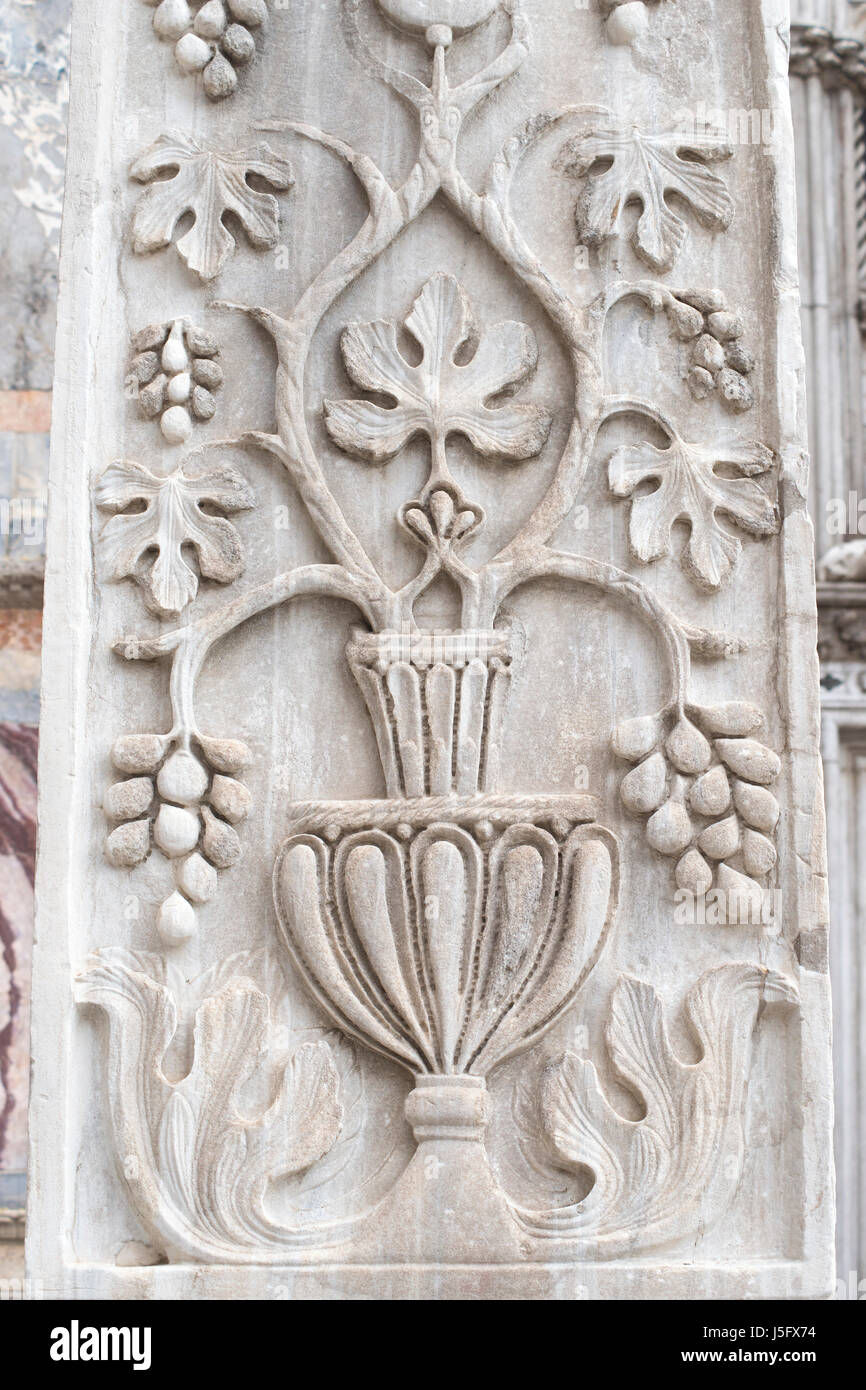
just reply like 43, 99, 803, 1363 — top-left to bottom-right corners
116, 565, 379, 740
113, 10, 736, 760
492, 549, 694, 714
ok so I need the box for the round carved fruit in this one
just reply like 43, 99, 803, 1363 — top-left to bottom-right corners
158, 891, 197, 945
376, 0, 498, 39
606, 2, 648, 45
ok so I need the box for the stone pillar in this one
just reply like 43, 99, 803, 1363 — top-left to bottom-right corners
791, 0, 866, 1286
28, 0, 834, 1299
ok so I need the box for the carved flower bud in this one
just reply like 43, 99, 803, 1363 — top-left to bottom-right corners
139, 374, 167, 418
131, 322, 169, 355
209, 775, 251, 824
732, 779, 780, 832
666, 718, 711, 775
157, 891, 197, 945
175, 32, 213, 72
611, 712, 661, 762
198, 736, 252, 774
679, 288, 726, 314
606, 1, 648, 44
153, 0, 193, 41
160, 405, 193, 444
620, 752, 667, 814
221, 22, 256, 64
693, 701, 763, 737
742, 829, 777, 877
227, 0, 267, 25
175, 852, 217, 904
646, 799, 693, 856
161, 321, 189, 375
716, 863, 766, 925
687, 365, 715, 400
157, 750, 209, 804
676, 848, 713, 895
706, 310, 744, 342
104, 778, 154, 820
716, 739, 781, 785
191, 385, 217, 420
725, 342, 755, 375
129, 351, 159, 385
112, 734, 165, 774
717, 368, 753, 413
106, 820, 151, 868
203, 51, 238, 98
688, 764, 731, 817
201, 806, 242, 868
693, 333, 726, 374
194, 1, 228, 39
667, 299, 704, 341
166, 371, 192, 404
154, 805, 201, 857
697, 815, 740, 861
192, 357, 223, 390
184, 326, 219, 357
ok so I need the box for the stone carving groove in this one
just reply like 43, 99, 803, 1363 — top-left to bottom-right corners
57, 0, 828, 1286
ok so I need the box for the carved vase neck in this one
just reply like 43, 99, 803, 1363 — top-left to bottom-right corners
405, 1075, 490, 1142
347, 627, 519, 798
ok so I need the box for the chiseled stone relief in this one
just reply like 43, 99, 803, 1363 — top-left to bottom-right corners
29, 0, 833, 1298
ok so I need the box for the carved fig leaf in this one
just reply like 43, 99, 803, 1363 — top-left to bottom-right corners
130, 134, 293, 281
558, 120, 733, 272
97, 460, 255, 615
608, 437, 778, 590
324, 272, 552, 465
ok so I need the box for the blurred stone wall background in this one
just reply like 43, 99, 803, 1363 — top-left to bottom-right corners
0, 0, 68, 1269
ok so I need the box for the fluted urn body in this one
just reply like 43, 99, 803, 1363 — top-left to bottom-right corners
274, 620, 618, 1260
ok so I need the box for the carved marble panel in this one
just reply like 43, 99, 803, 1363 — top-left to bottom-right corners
28, 0, 834, 1299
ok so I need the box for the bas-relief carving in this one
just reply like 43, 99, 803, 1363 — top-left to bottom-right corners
55, 0, 825, 1286
129, 135, 293, 281
143, 0, 269, 101
127, 320, 224, 445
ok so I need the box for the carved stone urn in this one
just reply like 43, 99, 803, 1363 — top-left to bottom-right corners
274, 790, 618, 1260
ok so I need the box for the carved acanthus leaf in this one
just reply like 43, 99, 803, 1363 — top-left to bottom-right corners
77, 949, 343, 1260
558, 119, 733, 272
324, 272, 552, 466
97, 460, 255, 615
608, 436, 778, 591
520, 963, 799, 1254
130, 134, 293, 281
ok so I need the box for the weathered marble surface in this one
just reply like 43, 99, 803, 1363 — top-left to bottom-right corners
28, 0, 834, 1299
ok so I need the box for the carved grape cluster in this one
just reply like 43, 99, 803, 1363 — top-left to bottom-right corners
104, 734, 252, 943
128, 319, 223, 445
144, 0, 267, 101
664, 290, 755, 413
613, 701, 781, 903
